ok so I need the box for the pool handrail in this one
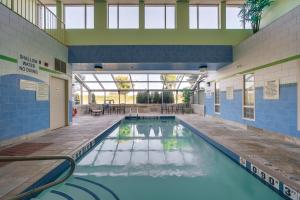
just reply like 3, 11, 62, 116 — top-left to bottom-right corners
0, 155, 75, 200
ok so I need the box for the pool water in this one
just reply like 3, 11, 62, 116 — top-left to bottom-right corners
36, 118, 284, 200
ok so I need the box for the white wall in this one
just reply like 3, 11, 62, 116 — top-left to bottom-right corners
0, 4, 71, 143
204, 6, 300, 138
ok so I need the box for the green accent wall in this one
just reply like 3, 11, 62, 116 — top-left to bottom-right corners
65, 29, 252, 45
261, 0, 300, 28
64, 0, 252, 45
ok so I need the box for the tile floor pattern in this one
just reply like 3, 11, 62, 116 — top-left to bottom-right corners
0, 114, 300, 199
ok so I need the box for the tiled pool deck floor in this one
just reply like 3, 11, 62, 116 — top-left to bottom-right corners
0, 114, 300, 199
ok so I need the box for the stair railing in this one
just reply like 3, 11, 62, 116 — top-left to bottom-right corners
0, 155, 75, 200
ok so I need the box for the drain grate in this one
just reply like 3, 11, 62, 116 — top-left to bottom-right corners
0, 142, 52, 167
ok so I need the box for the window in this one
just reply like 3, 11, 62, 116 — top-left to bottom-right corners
145, 5, 175, 29
189, 5, 218, 29
226, 5, 250, 29
108, 5, 139, 29
65, 5, 94, 29
46, 5, 56, 15
243, 74, 255, 120
214, 82, 220, 113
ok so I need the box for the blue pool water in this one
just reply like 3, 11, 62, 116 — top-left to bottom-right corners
36, 118, 284, 200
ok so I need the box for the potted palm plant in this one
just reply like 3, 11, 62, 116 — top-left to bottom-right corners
239, 0, 274, 33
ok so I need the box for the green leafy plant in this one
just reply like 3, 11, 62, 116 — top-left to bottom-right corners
182, 88, 192, 104
118, 124, 131, 139
239, 0, 274, 33
91, 93, 96, 103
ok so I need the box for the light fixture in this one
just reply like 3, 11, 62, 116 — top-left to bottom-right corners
199, 65, 208, 73
95, 64, 103, 71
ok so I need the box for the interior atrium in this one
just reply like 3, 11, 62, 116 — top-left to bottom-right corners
0, 0, 300, 200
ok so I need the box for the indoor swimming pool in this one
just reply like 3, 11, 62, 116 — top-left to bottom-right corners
35, 117, 284, 200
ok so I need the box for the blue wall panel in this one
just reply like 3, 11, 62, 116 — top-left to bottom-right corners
220, 90, 243, 123
205, 94, 214, 116
205, 84, 299, 138
0, 74, 50, 141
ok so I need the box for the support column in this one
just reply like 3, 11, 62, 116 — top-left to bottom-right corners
297, 61, 300, 131
139, 0, 144, 29
219, 0, 226, 30
176, 0, 189, 31
56, 0, 63, 26
95, 0, 107, 31
80, 85, 83, 105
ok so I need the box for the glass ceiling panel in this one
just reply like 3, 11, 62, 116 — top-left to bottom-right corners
80, 74, 97, 81
74, 73, 200, 91
85, 82, 102, 90
113, 74, 130, 81
149, 82, 163, 90
95, 74, 114, 82
178, 82, 193, 89
131, 74, 147, 81
162, 74, 183, 82
148, 74, 161, 81
182, 74, 198, 82
133, 82, 148, 90
101, 82, 118, 90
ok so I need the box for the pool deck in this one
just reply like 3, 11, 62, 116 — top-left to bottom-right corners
0, 114, 300, 199
0, 115, 123, 199
178, 115, 300, 193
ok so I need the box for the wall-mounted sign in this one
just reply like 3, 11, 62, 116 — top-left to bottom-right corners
226, 87, 234, 100
20, 79, 36, 91
264, 80, 279, 100
18, 54, 39, 75
36, 83, 49, 101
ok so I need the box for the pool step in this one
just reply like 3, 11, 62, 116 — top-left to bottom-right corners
36, 176, 119, 200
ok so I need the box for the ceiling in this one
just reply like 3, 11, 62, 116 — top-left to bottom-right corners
72, 63, 224, 73
73, 72, 203, 91
42, 0, 244, 5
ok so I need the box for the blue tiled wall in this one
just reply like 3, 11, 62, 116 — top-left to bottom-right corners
205, 83, 299, 138
0, 74, 50, 141
204, 94, 214, 116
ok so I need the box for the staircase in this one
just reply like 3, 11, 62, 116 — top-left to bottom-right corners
32, 177, 119, 200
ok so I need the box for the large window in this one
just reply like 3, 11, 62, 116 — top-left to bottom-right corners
243, 74, 255, 120
214, 82, 220, 113
108, 5, 139, 29
226, 5, 250, 29
65, 5, 94, 29
145, 5, 175, 29
189, 5, 218, 29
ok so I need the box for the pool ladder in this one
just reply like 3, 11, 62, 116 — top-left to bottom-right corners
0, 155, 75, 200
129, 107, 139, 117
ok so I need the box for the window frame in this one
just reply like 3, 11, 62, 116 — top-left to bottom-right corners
144, 4, 176, 29
242, 73, 255, 120
214, 81, 220, 114
189, 4, 219, 29
64, 4, 94, 29
226, 4, 249, 30
107, 4, 139, 29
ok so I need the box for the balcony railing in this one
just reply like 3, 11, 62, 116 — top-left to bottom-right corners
0, 0, 65, 44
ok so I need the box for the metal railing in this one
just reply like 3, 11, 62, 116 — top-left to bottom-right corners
0, 0, 65, 44
0, 155, 75, 200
